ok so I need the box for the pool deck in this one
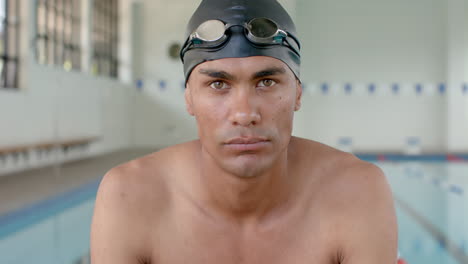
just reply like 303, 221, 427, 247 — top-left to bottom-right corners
0, 148, 155, 215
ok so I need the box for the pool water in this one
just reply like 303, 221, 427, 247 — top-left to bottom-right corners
0, 162, 467, 264
379, 162, 468, 264
0, 180, 98, 264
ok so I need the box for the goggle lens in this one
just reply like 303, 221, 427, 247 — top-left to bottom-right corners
248, 18, 279, 38
195, 20, 226, 41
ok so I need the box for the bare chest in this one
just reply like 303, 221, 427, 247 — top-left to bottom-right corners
150, 212, 337, 264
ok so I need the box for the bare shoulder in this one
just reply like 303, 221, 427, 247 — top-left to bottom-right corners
291, 137, 397, 263
332, 159, 398, 264
292, 137, 394, 219
290, 136, 387, 186
93, 140, 200, 216
90, 141, 199, 263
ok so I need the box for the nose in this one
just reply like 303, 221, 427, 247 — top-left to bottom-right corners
228, 91, 261, 127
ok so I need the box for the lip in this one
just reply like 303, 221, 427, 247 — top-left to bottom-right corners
224, 137, 270, 152
226, 137, 269, 144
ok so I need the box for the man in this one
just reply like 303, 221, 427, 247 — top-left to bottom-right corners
90, 0, 398, 263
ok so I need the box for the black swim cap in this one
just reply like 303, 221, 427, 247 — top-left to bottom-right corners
181, 0, 301, 83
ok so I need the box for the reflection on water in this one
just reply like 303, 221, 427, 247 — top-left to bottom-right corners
378, 162, 468, 264
73, 252, 90, 264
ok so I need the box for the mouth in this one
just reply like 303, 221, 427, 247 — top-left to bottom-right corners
224, 137, 270, 152
226, 137, 269, 144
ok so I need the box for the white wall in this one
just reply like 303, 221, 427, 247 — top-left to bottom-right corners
294, 88, 446, 153
0, 62, 134, 176
130, 0, 198, 147
294, 0, 449, 153
297, 0, 447, 83
447, 0, 468, 153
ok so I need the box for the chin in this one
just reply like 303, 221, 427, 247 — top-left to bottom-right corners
222, 155, 273, 179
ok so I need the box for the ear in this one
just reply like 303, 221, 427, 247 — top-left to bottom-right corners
185, 83, 195, 116
294, 79, 302, 111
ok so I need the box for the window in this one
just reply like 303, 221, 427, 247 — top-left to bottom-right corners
35, 0, 81, 71
0, 0, 20, 88
92, 0, 118, 78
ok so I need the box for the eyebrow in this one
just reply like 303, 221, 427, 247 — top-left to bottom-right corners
198, 69, 236, 81
252, 67, 286, 79
198, 66, 286, 81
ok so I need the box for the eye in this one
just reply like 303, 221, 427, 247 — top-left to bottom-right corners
257, 79, 276, 87
210, 81, 230, 90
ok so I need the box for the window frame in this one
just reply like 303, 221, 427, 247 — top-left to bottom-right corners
0, 0, 20, 89
35, 0, 82, 72
91, 0, 118, 78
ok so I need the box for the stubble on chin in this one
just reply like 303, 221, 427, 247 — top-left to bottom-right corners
218, 154, 273, 179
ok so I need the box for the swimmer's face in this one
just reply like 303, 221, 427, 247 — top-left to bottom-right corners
185, 56, 302, 178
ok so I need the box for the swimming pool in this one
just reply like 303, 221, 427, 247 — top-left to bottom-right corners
0, 180, 98, 264
0, 162, 466, 264
379, 162, 468, 264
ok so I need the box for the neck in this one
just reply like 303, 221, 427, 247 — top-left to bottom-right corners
192, 143, 298, 226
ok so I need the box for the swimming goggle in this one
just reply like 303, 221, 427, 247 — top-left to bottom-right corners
180, 17, 301, 61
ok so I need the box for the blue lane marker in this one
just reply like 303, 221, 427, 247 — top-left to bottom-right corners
338, 137, 352, 145
407, 137, 420, 146
136, 79, 144, 91
449, 185, 464, 195
181, 81, 186, 91
414, 171, 424, 178
0, 179, 101, 239
392, 83, 399, 94
368, 83, 376, 94
344, 83, 352, 94
412, 238, 422, 252
463, 83, 468, 94
438, 238, 447, 249
321, 83, 329, 94
415, 83, 423, 95
159, 80, 167, 91
439, 83, 446, 95
363, 154, 449, 162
